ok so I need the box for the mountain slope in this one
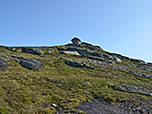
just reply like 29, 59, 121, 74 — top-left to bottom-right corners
0, 41, 151, 114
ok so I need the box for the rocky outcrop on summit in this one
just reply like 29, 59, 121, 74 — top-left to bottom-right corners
66, 40, 103, 51
67, 47, 112, 60
81, 42, 102, 51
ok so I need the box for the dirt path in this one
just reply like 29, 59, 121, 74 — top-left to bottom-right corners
76, 99, 152, 114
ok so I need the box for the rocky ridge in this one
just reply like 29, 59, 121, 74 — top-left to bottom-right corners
0, 40, 151, 114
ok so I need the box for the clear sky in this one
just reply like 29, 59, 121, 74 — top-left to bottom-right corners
0, 0, 152, 62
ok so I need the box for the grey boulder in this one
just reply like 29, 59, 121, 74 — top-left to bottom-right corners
65, 60, 83, 67
0, 59, 10, 69
19, 59, 44, 70
117, 85, 152, 96
65, 60, 93, 69
57, 47, 66, 51
22, 48, 45, 55
12, 56, 44, 70
60, 51, 80, 56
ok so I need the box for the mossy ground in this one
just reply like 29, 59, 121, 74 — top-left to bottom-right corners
0, 46, 151, 113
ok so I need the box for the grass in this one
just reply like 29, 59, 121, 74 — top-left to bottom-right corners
0, 46, 151, 113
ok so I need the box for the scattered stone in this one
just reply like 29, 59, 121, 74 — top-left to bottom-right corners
65, 60, 83, 67
57, 47, 66, 51
147, 62, 152, 66
115, 57, 122, 63
130, 58, 145, 64
0, 56, 10, 61
65, 60, 93, 69
106, 52, 130, 61
0, 59, 10, 69
76, 99, 152, 114
52, 103, 58, 108
47, 49, 54, 53
36, 76, 40, 79
112, 65, 125, 70
106, 52, 146, 64
116, 85, 152, 96
141, 73, 152, 78
11, 48, 22, 52
16, 49, 22, 52
22, 48, 45, 55
136, 64, 152, 72
107, 60, 115, 64
60, 57, 66, 60
60, 51, 80, 56
11, 48, 17, 52
87, 55, 105, 61
88, 60, 104, 66
127, 69, 152, 79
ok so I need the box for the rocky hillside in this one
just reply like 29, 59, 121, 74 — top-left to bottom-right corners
0, 40, 152, 114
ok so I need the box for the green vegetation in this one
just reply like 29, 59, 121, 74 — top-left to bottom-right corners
0, 46, 151, 113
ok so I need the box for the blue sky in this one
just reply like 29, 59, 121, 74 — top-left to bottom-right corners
0, 0, 152, 62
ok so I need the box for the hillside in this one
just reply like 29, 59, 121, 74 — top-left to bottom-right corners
0, 39, 152, 114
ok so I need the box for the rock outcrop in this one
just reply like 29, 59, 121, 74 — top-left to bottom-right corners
22, 48, 45, 55
67, 47, 112, 60
106, 52, 145, 64
81, 42, 102, 51
65, 60, 93, 69
12, 56, 44, 70
0, 38, 151, 114
115, 85, 152, 96
60, 51, 80, 56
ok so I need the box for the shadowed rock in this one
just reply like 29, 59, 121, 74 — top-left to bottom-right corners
65, 60, 83, 67
65, 60, 93, 69
57, 47, 66, 51
19, 59, 44, 70
22, 48, 45, 55
12, 56, 44, 70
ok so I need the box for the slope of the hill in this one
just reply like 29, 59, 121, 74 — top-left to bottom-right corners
0, 42, 151, 114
